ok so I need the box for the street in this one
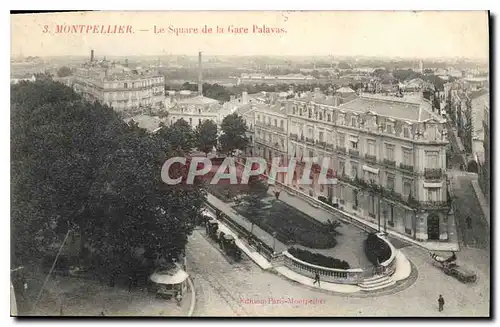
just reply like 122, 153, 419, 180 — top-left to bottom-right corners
186, 228, 490, 317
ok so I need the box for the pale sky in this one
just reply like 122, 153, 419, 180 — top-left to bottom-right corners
11, 11, 489, 59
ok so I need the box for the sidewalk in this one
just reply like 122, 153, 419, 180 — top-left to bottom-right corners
28, 275, 193, 316
471, 180, 490, 227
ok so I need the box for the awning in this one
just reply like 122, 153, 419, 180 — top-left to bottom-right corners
423, 182, 443, 188
150, 268, 189, 285
362, 165, 379, 174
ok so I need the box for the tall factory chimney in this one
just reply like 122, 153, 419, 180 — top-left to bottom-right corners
198, 51, 203, 96
90, 49, 94, 62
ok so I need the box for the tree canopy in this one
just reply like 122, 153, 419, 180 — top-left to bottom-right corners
219, 113, 249, 156
194, 119, 218, 155
156, 118, 195, 155
56, 66, 73, 77
11, 80, 205, 274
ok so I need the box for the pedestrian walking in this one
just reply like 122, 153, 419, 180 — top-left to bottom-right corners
313, 273, 321, 287
175, 292, 182, 307
438, 295, 445, 312
128, 276, 133, 292
466, 216, 472, 229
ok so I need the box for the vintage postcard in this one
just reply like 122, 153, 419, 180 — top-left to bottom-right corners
10, 11, 490, 317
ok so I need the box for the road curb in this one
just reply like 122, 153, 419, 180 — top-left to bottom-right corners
186, 276, 196, 317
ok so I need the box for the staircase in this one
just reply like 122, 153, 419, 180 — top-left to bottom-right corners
358, 274, 396, 291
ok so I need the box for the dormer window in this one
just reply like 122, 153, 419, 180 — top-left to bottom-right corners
351, 116, 357, 127
338, 113, 345, 125
403, 126, 410, 138
386, 124, 393, 134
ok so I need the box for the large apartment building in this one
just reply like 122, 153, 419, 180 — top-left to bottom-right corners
242, 92, 451, 244
73, 52, 165, 115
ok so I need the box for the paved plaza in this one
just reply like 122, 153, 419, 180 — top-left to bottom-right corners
187, 228, 490, 317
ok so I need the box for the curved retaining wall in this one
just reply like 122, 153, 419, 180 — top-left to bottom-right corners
283, 251, 364, 284
376, 233, 397, 276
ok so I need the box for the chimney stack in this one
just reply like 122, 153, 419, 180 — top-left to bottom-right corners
90, 49, 94, 62
125, 58, 129, 67
198, 51, 203, 96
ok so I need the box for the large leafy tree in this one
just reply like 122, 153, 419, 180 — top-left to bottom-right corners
156, 118, 194, 155
219, 113, 249, 156
194, 119, 218, 156
11, 80, 205, 275
237, 178, 269, 219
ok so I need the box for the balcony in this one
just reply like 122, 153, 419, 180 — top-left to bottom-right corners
399, 163, 414, 172
289, 133, 298, 141
336, 146, 347, 155
325, 144, 335, 151
305, 137, 315, 145
316, 141, 327, 149
349, 149, 360, 157
383, 159, 396, 167
419, 201, 449, 209
364, 154, 377, 164
424, 168, 443, 180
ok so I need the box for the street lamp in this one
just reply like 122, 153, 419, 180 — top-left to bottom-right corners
272, 232, 277, 253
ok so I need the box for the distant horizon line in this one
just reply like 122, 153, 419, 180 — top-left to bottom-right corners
11, 53, 488, 62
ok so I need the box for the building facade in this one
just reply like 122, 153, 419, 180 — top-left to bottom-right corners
167, 95, 223, 128
73, 62, 165, 115
245, 92, 451, 243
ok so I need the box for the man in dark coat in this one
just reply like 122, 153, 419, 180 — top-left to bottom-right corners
438, 294, 445, 312
313, 273, 321, 287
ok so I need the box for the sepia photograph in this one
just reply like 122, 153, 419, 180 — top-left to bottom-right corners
10, 10, 490, 317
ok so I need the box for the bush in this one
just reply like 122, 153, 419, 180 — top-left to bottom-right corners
288, 247, 350, 269
364, 233, 391, 265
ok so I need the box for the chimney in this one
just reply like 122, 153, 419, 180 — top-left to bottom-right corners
90, 49, 94, 62
125, 59, 129, 67
198, 51, 203, 96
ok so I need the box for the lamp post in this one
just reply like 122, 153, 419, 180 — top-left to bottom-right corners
272, 232, 277, 254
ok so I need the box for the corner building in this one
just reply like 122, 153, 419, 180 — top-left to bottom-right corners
244, 92, 451, 243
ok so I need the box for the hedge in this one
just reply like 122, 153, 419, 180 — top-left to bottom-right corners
364, 233, 392, 266
288, 247, 350, 270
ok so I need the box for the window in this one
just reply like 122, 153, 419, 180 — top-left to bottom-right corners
385, 144, 395, 161
189, 118, 192, 125
274, 119, 277, 126
337, 133, 345, 147
386, 173, 395, 190
365, 171, 378, 183
353, 189, 359, 207
350, 141, 358, 149
308, 109, 312, 118
280, 120, 284, 129
320, 184, 325, 192
308, 128, 313, 138
339, 185, 345, 203
425, 151, 439, 168
403, 127, 410, 138
367, 140, 376, 156
327, 114, 331, 122
267, 117, 271, 125
426, 188, 441, 201
339, 160, 345, 175
319, 131, 324, 142
124, 82, 128, 88
338, 113, 345, 125
403, 148, 412, 165
293, 106, 296, 115
309, 150, 314, 158
281, 139, 285, 148
351, 162, 358, 178
351, 116, 357, 127
257, 115, 260, 122
386, 123, 393, 134
403, 179, 413, 198
198, 118, 201, 124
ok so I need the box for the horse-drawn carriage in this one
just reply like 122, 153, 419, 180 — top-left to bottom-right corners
218, 232, 242, 261
430, 252, 477, 283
